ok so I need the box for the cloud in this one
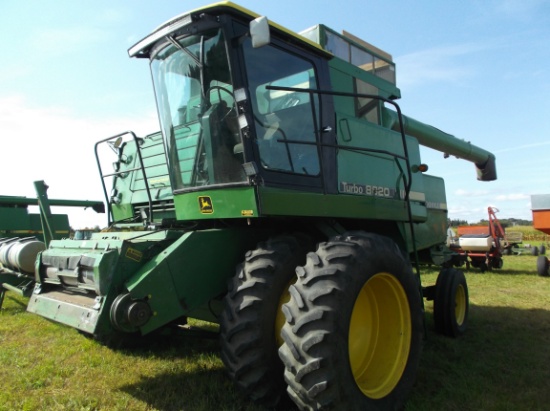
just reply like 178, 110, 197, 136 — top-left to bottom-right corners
396, 43, 486, 88
495, 140, 550, 154
0, 64, 33, 83
98, 8, 130, 24
447, 203, 492, 222
454, 188, 491, 197
0, 95, 158, 227
495, 193, 530, 201
492, 0, 548, 20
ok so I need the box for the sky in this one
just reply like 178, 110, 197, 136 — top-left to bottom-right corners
1, 0, 549, 228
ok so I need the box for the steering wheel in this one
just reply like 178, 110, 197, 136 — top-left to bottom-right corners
206, 85, 237, 121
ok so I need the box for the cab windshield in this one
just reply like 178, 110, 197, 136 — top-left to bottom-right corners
151, 28, 245, 191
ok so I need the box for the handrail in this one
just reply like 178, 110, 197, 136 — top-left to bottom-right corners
94, 131, 153, 226
266, 85, 421, 278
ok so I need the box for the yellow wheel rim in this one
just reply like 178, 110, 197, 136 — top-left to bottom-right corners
275, 278, 295, 347
349, 273, 412, 399
454, 284, 467, 326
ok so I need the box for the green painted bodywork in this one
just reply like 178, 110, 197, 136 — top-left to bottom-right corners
126, 227, 268, 332
28, 231, 181, 334
28, 227, 269, 335
0, 182, 102, 240
0, 207, 70, 240
257, 187, 410, 220
173, 186, 258, 220
109, 132, 172, 223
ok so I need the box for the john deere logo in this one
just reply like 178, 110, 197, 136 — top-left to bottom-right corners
198, 196, 214, 214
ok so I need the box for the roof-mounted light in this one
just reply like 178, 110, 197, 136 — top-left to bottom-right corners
128, 13, 194, 58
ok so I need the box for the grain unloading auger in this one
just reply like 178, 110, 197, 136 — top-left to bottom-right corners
26, 3, 497, 410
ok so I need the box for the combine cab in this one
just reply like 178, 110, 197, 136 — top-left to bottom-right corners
25, 3, 498, 410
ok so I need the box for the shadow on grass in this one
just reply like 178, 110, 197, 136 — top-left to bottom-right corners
118, 367, 284, 411
1, 294, 28, 310
118, 304, 550, 411
98, 327, 222, 361
408, 304, 550, 410
463, 268, 537, 276
117, 333, 298, 410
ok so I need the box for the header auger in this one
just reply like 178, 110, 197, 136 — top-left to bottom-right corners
24, 3, 496, 409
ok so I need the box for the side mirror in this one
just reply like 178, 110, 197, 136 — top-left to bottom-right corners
250, 16, 270, 48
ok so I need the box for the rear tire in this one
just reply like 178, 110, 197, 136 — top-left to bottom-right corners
433, 268, 469, 337
219, 235, 309, 407
279, 232, 423, 410
536, 255, 549, 277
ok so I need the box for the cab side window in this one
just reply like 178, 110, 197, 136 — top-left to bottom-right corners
243, 41, 320, 176
355, 78, 380, 125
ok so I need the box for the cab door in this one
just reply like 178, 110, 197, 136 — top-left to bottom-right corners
240, 37, 336, 193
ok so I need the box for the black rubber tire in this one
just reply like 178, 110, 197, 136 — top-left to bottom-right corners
531, 246, 539, 256
433, 268, 469, 337
279, 232, 423, 410
484, 261, 491, 272
536, 255, 549, 277
219, 234, 310, 407
539, 245, 546, 255
491, 257, 503, 269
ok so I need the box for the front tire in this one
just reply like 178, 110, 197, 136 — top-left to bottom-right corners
219, 235, 309, 407
279, 232, 423, 410
433, 267, 469, 337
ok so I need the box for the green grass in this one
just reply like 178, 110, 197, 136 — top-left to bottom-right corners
1, 254, 549, 410
408, 256, 550, 411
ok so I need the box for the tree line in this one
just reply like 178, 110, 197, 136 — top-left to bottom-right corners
448, 218, 533, 228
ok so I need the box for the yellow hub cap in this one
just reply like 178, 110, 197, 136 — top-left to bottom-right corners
349, 273, 412, 399
275, 278, 295, 347
454, 284, 466, 326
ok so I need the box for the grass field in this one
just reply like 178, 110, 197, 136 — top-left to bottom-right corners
1, 254, 549, 411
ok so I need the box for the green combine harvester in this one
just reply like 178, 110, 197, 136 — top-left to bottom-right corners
25, 2, 497, 409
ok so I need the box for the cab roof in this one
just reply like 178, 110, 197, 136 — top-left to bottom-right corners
129, 1, 330, 58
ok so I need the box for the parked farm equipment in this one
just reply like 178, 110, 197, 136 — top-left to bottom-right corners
447, 207, 519, 271
24, 3, 498, 410
532, 194, 550, 276
0, 181, 104, 309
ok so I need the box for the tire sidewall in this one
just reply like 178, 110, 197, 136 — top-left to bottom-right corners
536, 255, 549, 277
434, 268, 469, 337
320, 237, 423, 409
